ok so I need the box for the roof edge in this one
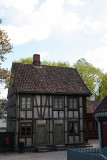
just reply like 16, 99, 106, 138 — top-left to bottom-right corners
93, 112, 107, 117
18, 91, 91, 96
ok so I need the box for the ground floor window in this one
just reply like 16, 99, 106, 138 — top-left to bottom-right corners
69, 121, 79, 135
89, 121, 98, 130
19, 122, 32, 138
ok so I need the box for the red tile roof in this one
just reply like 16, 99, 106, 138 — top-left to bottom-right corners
10, 63, 91, 95
94, 95, 107, 113
86, 101, 100, 114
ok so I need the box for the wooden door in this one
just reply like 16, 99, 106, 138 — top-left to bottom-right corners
101, 121, 107, 148
36, 124, 46, 146
54, 124, 64, 145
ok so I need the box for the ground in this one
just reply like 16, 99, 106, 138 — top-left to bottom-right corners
0, 139, 99, 160
0, 151, 67, 160
88, 139, 99, 147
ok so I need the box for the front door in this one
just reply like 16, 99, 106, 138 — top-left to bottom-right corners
36, 124, 46, 146
101, 121, 107, 148
54, 124, 64, 145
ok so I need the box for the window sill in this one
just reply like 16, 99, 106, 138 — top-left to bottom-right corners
19, 135, 32, 138
69, 133, 79, 136
68, 108, 79, 111
20, 108, 32, 111
53, 108, 64, 111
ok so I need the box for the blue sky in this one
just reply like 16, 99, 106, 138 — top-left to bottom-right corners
1, 0, 107, 98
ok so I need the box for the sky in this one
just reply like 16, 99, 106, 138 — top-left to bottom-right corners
1, 0, 107, 99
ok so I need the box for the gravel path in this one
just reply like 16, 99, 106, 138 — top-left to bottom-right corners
0, 151, 67, 160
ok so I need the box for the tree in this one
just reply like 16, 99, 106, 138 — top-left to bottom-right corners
99, 73, 107, 100
14, 57, 33, 64
0, 19, 13, 86
42, 60, 70, 67
73, 58, 103, 100
0, 107, 4, 119
15, 58, 71, 67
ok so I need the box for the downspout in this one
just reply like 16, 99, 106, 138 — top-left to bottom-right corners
96, 117, 102, 152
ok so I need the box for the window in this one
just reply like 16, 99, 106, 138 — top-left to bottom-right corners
69, 97, 78, 109
54, 97, 63, 109
19, 123, 32, 138
69, 122, 79, 135
89, 122, 98, 130
21, 96, 32, 109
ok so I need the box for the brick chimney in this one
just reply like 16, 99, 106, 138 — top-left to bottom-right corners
33, 54, 40, 66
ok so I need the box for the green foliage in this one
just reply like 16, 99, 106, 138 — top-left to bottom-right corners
99, 73, 107, 100
73, 58, 103, 99
0, 107, 4, 118
15, 58, 71, 67
14, 57, 33, 64
42, 60, 70, 67
0, 19, 13, 85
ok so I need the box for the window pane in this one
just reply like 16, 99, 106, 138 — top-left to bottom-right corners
21, 124, 25, 136
22, 98, 26, 109
27, 98, 31, 104
27, 98, 31, 108
74, 123, 78, 134
95, 122, 98, 130
54, 98, 58, 108
69, 99, 73, 109
59, 98, 63, 108
69, 123, 73, 133
27, 124, 31, 136
74, 99, 77, 109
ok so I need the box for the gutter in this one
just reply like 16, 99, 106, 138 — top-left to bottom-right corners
94, 112, 107, 117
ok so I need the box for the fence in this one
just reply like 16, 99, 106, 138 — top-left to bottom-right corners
0, 132, 14, 150
67, 147, 107, 160
72, 147, 100, 154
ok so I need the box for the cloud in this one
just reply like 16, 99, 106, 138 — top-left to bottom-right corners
0, 0, 39, 14
83, 17, 102, 34
0, 84, 8, 99
68, 0, 86, 6
0, 0, 106, 46
1, 0, 84, 45
38, 51, 49, 59
0, 9, 5, 17
84, 46, 107, 73
102, 34, 107, 44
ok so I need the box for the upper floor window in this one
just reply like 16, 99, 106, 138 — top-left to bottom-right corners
69, 97, 78, 109
54, 97, 63, 110
21, 96, 32, 110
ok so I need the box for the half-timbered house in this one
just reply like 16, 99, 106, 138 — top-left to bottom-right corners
7, 54, 91, 150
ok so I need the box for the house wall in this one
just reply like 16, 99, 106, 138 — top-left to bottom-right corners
86, 113, 98, 139
7, 94, 16, 132
100, 118, 107, 148
16, 94, 86, 148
